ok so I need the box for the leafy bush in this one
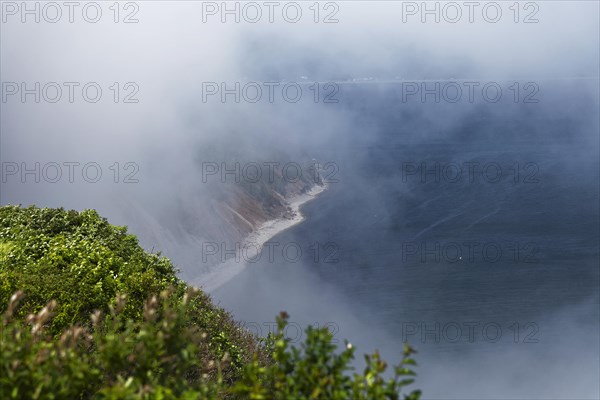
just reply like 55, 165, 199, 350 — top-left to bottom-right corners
0, 205, 263, 381
1, 292, 420, 399
1, 288, 226, 399
0, 206, 421, 399
232, 312, 421, 400
0, 206, 180, 333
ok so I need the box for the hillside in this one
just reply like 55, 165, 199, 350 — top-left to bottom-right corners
0, 205, 420, 399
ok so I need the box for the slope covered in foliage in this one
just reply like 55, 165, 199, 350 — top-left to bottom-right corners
0, 206, 262, 381
0, 205, 420, 399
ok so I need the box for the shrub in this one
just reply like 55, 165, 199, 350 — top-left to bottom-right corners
1, 293, 420, 399
0, 206, 421, 398
0, 205, 262, 382
1, 288, 225, 399
232, 312, 421, 400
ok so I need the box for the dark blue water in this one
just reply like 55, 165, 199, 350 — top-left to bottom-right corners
213, 81, 600, 398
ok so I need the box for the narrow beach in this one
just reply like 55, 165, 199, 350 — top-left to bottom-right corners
192, 183, 328, 292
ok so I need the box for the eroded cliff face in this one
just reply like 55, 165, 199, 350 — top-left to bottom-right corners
221, 165, 321, 237
124, 161, 322, 280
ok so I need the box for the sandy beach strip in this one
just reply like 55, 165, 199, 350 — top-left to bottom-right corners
191, 183, 328, 293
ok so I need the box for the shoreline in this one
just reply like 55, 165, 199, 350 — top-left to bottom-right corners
191, 183, 328, 293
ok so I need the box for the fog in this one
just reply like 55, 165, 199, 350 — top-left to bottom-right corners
1, 1, 599, 398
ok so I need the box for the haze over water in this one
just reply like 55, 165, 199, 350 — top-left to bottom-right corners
212, 81, 600, 399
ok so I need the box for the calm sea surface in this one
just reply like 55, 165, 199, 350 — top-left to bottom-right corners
213, 82, 600, 399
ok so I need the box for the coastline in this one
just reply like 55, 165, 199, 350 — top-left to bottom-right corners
191, 183, 328, 293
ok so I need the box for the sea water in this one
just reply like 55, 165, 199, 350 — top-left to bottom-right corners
212, 81, 600, 399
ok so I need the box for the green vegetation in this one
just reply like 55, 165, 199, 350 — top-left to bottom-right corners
0, 205, 421, 399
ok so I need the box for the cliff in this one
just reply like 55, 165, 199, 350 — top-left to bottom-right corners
122, 160, 324, 281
